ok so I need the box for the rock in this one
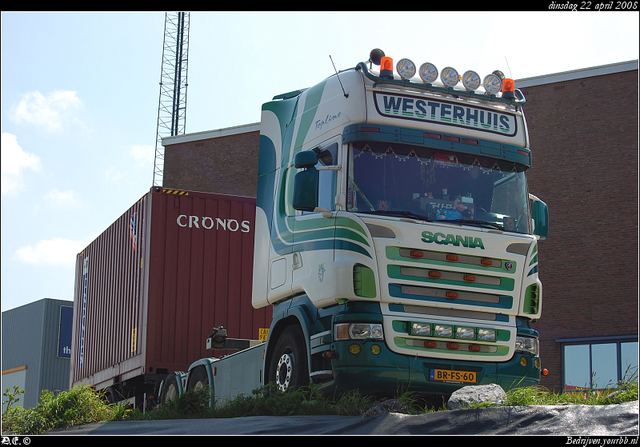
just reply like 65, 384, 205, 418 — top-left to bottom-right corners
363, 399, 411, 418
447, 384, 507, 410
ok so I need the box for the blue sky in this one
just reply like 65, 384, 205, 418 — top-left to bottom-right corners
1, 11, 638, 312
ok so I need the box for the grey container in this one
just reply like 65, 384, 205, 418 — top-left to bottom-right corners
2, 298, 74, 409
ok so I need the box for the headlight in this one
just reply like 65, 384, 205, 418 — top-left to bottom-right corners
335, 323, 383, 340
483, 73, 502, 95
419, 62, 438, 84
515, 336, 539, 355
396, 58, 416, 80
434, 324, 453, 338
462, 70, 481, 91
411, 322, 431, 336
478, 328, 496, 341
440, 67, 459, 88
456, 326, 476, 339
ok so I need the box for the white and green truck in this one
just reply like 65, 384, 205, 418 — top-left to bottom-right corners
160, 49, 549, 405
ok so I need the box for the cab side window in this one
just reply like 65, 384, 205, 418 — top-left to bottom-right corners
316, 143, 338, 211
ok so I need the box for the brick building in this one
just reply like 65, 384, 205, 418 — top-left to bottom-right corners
163, 123, 260, 197
162, 60, 638, 392
519, 61, 638, 391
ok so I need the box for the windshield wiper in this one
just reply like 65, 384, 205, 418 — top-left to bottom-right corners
443, 219, 505, 231
358, 210, 432, 222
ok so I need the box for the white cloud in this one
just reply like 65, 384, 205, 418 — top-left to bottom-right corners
1, 132, 42, 196
44, 189, 79, 207
104, 166, 124, 182
11, 90, 82, 132
13, 237, 84, 266
131, 144, 155, 167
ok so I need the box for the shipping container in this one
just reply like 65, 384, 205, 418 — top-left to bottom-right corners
69, 187, 270, 406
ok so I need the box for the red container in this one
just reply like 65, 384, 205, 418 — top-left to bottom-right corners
70, 187, 270, 391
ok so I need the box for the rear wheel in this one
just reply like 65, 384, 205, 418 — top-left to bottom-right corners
269, 325, 309, 392
185, 365, 213, 409
103, 386, 119, 404
186, 365, 209, 391
159, 371, 184, 405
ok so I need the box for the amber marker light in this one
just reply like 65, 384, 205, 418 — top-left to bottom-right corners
335, 324, 350, 340
502, 78, 516, 100
381, 57, 393, 71
380, 57, 394, 79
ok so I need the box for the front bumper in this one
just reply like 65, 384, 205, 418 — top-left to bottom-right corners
318, 338, 540, 396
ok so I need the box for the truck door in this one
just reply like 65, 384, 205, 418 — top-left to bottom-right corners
291, 142, 339, 299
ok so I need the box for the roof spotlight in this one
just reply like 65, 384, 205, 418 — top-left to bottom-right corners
462, 70, 481, 91
492, 70, 505, 82
369, 48, 385, 66
396, 58, 416, 80
419, 62, 438, 84
441, 67, 459, 88
483, 73, 502, 95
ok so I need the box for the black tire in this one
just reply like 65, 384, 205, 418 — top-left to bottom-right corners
103, 386, 119, 404
160, 371, 185, 405
186, 365, 210, 392
269, 325, 309, 392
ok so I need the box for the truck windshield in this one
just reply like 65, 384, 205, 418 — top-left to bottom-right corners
347, 141, 531, 234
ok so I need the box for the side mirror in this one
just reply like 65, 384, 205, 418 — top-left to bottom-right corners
293, 151, 319, 211
294, 151, 318, 169
531, 199, 549, 240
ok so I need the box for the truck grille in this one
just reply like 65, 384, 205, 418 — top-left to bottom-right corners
381, 244, 521, 361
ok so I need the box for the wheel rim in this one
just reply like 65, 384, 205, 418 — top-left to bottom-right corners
275, 352, 293, 391
165, 384, 177, 401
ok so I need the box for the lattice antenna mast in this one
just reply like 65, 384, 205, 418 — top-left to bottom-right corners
153, 12, 190, 187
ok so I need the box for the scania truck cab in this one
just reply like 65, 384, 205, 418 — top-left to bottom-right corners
252, 49, 549, 397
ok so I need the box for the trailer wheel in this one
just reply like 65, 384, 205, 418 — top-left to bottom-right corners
103, 386, 119, 404
269, 325, 309, 392
160, 371, 184, 405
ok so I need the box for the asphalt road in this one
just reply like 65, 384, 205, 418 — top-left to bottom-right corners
46, 401, 639, 436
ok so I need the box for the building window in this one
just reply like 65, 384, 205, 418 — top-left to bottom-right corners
559, 336, 638, 391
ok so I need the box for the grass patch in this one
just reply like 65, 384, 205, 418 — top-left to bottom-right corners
464, 379, 638, 409
136, 378, 639, 421
2, 385, 131, 435
504, 379, 638, 407
136, 383, 388, 420
3, 378, 637, 433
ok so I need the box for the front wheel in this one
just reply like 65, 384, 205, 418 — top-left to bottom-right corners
269, 325, 309, 392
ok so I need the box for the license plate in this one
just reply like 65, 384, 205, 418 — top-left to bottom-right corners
430, 369, 477, 384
